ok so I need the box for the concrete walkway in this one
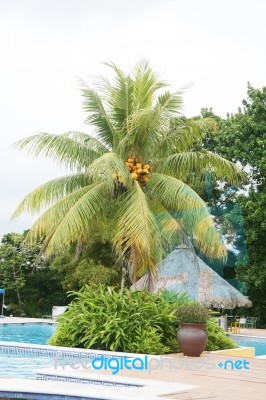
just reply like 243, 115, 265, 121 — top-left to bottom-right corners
66, 352, 265, 400
233, 328, 266, 337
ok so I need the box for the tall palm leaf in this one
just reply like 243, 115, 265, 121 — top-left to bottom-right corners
13, 61, 248, 284
14, 131, 108, 170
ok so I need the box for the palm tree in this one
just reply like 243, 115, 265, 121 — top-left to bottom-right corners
13, 61, 247, 286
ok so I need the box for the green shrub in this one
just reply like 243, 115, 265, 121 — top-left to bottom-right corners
49, 285, 237, 354
176, 302, 210, 324
162, 289, 191, 303
126, 326, 171, 354
206, 318, 237, 351
49, 285, 178, 354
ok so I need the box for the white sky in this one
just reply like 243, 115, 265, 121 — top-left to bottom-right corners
0, 0, 265, 238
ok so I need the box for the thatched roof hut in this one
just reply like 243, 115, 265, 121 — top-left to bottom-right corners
131, 247, 251, 309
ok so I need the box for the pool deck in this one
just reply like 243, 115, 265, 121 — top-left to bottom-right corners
232, 328, 266, 337
52, 352, 265, 400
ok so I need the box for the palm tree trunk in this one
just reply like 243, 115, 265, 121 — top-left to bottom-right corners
12, 265, 22, 306
120, 260, 127, 291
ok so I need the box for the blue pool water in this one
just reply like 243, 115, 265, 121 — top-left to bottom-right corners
0, 323, 56, 345
0, 353, 57, 378
231, 335, 266, 356
0, 323, 58, 378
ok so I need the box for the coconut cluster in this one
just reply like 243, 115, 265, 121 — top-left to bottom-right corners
125, 157, 151, 183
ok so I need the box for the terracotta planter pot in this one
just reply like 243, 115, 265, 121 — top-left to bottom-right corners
177, 323, 208, 357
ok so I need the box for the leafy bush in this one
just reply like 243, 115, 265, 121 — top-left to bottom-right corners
176, 302, 210, 324
206, 318, 237, 351
162, 289, 191, 303
126, 326, 171, 354
49, 285, 178, 354
49, 285, 237, 354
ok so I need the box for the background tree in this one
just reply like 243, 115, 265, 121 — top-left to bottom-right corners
50, 238, 120, 291
235, 191, 266, 325
0, 231, 66, 316
13, 62, 247, 286
201, 85, 266, 325
0, 230, 119, 317
201, 84, 266, 186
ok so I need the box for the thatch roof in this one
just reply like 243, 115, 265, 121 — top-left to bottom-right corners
131, 247, 251, 309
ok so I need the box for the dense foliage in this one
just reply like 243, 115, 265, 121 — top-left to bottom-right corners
206, 318, 237, 351
235, 191, 266, 324
0, 232, 66, 316
203, 84, 266, 186
201, 85, 266, 325
49, 285, 178, 354
50, 240, 120, 291
0, 232, 119, 316
49, 285, 236, 354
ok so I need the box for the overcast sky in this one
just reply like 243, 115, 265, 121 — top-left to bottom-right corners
0, 0, 265, 239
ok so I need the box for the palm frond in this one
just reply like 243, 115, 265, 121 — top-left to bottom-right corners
114, 181, 162, 280
192, 216, 227, 260
88, 152, 132, 192
155, 117, 217, 157
80, 81, 115, 148
13, 132, 106, 170
117, 107, 170, 160
101, 61, 134, 131
156, 91, 183, 114
62, 131, 109, 153
148, 173, 226, 260
12, 173, 90, 218
145, 200, 201, 270
132, 60, 168, 110
156, 151, 248, 185
26, 182, 108, 252
149, 201, 184, 250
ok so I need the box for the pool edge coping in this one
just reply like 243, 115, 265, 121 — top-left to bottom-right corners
0, 377, 197, 400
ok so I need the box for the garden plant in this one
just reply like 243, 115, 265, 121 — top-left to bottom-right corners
49, 285, 237, 354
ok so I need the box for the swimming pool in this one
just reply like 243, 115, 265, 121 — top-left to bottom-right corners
0, 352, 58, 378
0, 323, 56, 345
0, 341, 117, 379
231, 335, 266, 356
0, 323, 58, 378
0, 393, 98, 400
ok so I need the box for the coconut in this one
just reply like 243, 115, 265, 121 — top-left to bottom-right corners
131, 172, 138, 180
136, 168, 143, 174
